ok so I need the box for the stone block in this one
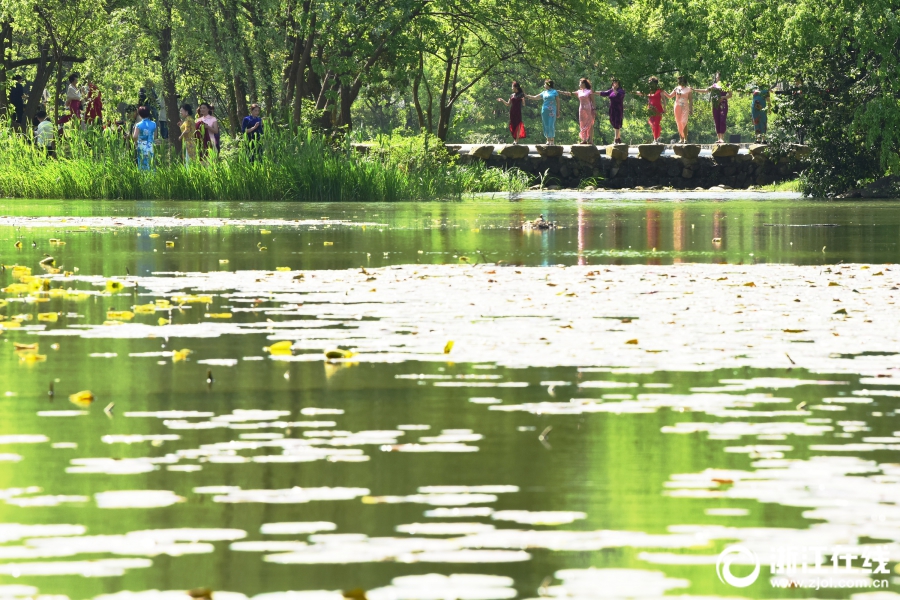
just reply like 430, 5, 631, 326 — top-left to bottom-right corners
682, 168, 694, 179
711, 143, 739, 158
353, 144, 372, 154
498, 144, 529, 159
791, 144, 812, 158
536, 145, 563, 158
673, 144, 701, 159
748, 143, 768, 157
570, 144, 600, 163
445, 145, 462, 155
469, 145, 495, 160
605, 144, 629, 161
637, 144, 664, 162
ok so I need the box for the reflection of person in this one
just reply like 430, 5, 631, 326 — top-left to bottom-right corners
132, 106, 157, 171
179, 104, 196, 166
9, 75, 24, 126
525, 79, 560, 145
496, 81, 526, 144
698, 73, 732, 143
598, 78, 626, 144
751, 86, 770, 143
242, 103, 263, 161
561, 78, 600, 144
634, 77, 664, 144
66, 73, 82, 120
663, 76, 692, 143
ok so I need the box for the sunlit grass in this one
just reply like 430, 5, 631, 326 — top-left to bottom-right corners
0, 126, 530, 201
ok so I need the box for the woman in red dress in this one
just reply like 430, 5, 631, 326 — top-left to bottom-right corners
83, 79, 103, 124
635, 76, 664, 143
497, 81, 526, 144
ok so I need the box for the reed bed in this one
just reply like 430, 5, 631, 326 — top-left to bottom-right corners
0, 126, 529, 201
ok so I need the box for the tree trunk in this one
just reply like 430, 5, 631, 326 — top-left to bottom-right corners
23, 46, 52, 126
412, 49, 427, 132
159, 0, 181, 152
291, 11, 317, 125
0, 21, 10, 123
337, 80, 353, 130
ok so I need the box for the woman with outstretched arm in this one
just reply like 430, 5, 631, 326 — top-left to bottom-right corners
525, 79, 561, 145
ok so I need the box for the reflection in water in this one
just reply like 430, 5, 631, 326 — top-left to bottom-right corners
0, 199, 899, 598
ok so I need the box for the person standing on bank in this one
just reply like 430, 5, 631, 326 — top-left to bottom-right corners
634, 77, 664, 144
526, 80, 560, 145
561, 78, 600, 144
66, 73, 83, 121
195, 103, 219, 162
179, 103, 196, 166
698, 73, 731, 143
598, 78, 626, 144
663, 76, 693, 143
241, 103, 264, 161
9, 75, 24, 127
496, 81, 526, 144
132, 105, 157, 171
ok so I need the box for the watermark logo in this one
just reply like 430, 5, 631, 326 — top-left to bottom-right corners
717, 545, 761, 588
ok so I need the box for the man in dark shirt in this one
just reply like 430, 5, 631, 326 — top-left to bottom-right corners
9, 75, 24, 126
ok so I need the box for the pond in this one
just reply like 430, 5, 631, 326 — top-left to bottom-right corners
1, 195, 899, 599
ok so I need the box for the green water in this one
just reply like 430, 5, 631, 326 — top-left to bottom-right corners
0, 197, 898, 599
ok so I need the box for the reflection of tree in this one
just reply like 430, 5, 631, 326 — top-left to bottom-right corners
713, 210, 727, 263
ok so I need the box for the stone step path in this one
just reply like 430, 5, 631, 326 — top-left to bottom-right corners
450, 143, 751, 158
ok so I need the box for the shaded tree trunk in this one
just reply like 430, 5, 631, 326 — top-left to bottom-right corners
159, 0, 181, 153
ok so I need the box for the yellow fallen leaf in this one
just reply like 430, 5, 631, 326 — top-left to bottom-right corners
834, 308, 848, 315
276, 267, 291, 272
260, 229, 271, 234
2, 283, 29, 294
743, 282, 756, 287
0, 321, 21, 329
37, 313, 58, 322
19, 353, 46, 363
459, 256, 469, 262
149, 233, 160, 238
14, 241, 22, 248
165, 241, 175, 248
443, 341, 454, 354
205, 313, 233, 319
13, 343, 38, 352
173, 348, 192, 362
155, 299, 171, 309
324, 242, 334, 246
158, 317, 169, 326
69, 390, 94, 407
625, 339, 639, 345
829, 282, 840, 287
49, 239, 65, 245
106, 280, 124, 293
325, 348, 356, 359
873, 271, 884, 276
712, 237, 722, 243
783, 329, 807, 333
265, 340, 294, 355
219, 259, 230, 264
134, 304, 157, 314
106, 310, 135, 321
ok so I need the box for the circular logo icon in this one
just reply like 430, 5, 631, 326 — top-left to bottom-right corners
716, 545, 760, 588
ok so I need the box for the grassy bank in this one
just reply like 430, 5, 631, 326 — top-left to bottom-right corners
0, 127, 530, 201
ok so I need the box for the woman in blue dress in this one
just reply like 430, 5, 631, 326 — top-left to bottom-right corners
132, 105, 157, 171
750, 86, 770, 143
526, 79, 560, 145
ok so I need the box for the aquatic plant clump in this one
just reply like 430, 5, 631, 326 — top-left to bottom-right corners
0, 128, 529, 201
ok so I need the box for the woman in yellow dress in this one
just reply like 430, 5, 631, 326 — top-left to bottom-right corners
179, 103, 196, 166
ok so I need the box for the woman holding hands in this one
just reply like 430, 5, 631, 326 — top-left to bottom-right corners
598, 78, 626, 144
526, 80, 560, 145
561, 78, 601, 144
634, 77, 664, 144
663, 76, 693, 143
697, 73, 732, 143
497, 81, 526, 144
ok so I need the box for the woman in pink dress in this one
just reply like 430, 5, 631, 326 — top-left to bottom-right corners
634, 77, 664, 143
562, 78, 600, 144
663, 76, 692, 143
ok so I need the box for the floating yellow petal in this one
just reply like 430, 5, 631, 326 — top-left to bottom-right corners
37, 313, 58, 322
276, 267, 291, 272
2, 283, 29, 294
165, 241, 175, 248
106, 280, 124, 293
324, 242, 334, 246
19, 353, 46, 363
205, 313, 233, 319
324, 348, 356, 359
134, 304, 157, 314
149, 233, 160, 238
106, 310, 135, 321
265, 340, 294, 355
173, 349, 192, 362
443, 341, 454, 354
69, 390, 94, 407
158, 317, 169, 326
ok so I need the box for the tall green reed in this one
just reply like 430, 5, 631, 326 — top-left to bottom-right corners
0, 125, 529, 201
